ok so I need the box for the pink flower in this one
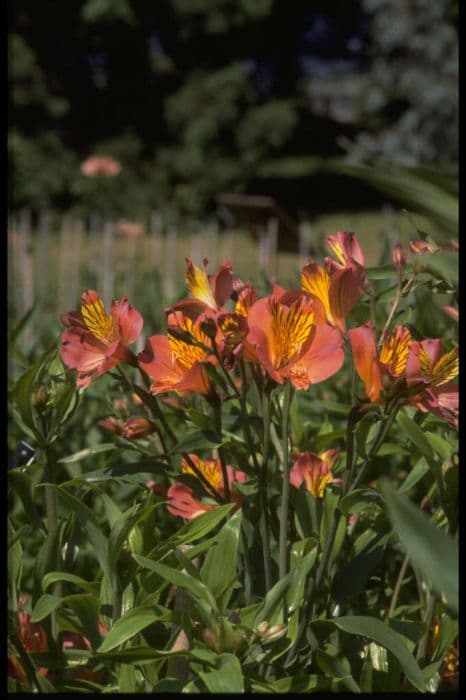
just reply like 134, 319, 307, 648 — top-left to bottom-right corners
61, 289, 143, 388
392, 244, 407, 274
80, 155, 122, 177
121, 417, 155, 439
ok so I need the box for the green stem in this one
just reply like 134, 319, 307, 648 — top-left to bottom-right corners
278, 381, 293, 580
43, 447, 60, 641
239, 361, 260, 472
260, 390, 273, 592
416, 589, 437, 662
387, 552, 410, 618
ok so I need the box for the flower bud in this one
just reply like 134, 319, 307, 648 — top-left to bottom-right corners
32, 385, 51, 412
202, 627, 220, 652
98, 417, 123, 435
409, 240, 439, 255
121, 417, 155, 439
392, 244, 406, 274
199, 316, 218, 340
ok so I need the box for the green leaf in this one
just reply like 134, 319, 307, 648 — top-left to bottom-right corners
31, 594, 62, 622
254, 574, 291, 628
397, 457, 430, 494
315, 649, 361, 693
13, 364, 40, 434
286, 539, 318, 614
170, 503, 235, 547
119, 664, 136, 692
396, 411, 435, 463
331, 534, 388, 604
57, 443, 117, 463
169, 429, 222, 454
424, 431, 455, 462
42, 572, 99, 595
133, 555, 218, 625
197, 653, 244, 693
8, 519, 23, 610
381, 480, 458, 614
338, 488, 383, 516
200, 509, 242, 612
97, 606, 165, 653
51, 485, 111, 581
318, 616, 426, 691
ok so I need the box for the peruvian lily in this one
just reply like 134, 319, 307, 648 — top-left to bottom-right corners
349, 323, 458, 427
167, 454, 246, 519
138, 309, 214, 395
406, 339, 458, 429
169, 258, 234, 319
246, 287, 344, 390
290, 449, 340, 498
301, 260, 366, 333
326, 231, 373, 294
61, 289, 143, 389
348, 321, 412, 403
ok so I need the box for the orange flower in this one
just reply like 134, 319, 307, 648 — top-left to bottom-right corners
246, 287, 344, 389
326, 231, 373, 295
138, 310, 213, 395
167, 454, 246, 519
290, 449, 339, 498
349, 322, 411, 402
301, 261, 365, 332
61, 290, 143, 388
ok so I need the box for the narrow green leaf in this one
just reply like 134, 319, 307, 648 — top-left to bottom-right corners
315, 649, 361, 693
381, 481, 458, 614
169, 429, 222, 454
338, 488, 383, 516
97, 606, 164, 653
42, 572, 99, 595
200, 509, 242, 612
397, 457, 430, 494
58, 443, 117, 464
396, 411, 435, 463
30, 594, 62, 622
133, 555, 218, 625
320, 616, 426, 691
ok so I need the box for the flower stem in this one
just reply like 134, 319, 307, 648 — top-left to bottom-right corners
278, 381, 293, 580
387, 552, 410, 618
260, 390, 273, 592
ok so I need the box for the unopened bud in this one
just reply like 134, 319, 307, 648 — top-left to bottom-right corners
98, 417, 123, 435
32, 385, 51, 412
121, 417, 155, 439
202, 627, 220, 652
392, 244, 406, 274
263, 624, 287, 642
409, 240, 439, 255
442, 305, 458, 322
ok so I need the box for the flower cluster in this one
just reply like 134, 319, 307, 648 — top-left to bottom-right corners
60, 231, 458, 519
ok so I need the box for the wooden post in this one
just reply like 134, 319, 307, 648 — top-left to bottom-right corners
190, 222, 202, 265
36, 210, 51, 300
163, 224, 177, 300
150, 211, 163, 272
101, 220, 114, 308
57, 215, 72, 316
68, 217, 83, 306
266, 216, 279, 281
206, 219, 219, 269
298, 219, 312, 267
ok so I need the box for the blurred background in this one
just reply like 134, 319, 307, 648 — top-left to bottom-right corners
8, 0, 458, 353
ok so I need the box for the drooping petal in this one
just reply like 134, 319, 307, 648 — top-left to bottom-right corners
328, 265, 365, 331
348, 322, 382, 402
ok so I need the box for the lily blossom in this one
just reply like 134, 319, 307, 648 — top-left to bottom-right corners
406, 339, 458, 429
409, 240, 439, 255
167, 454, 246, 519
290, 449, 340, 498
61, 290, 143, 388
138, 310, 213, 395
246, 287, 344, 389
301, 261, 365, 332
326, 231, 373, 295
348, 322, 411, 403
170, 259, 233, 320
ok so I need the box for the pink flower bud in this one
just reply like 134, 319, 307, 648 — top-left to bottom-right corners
392, 244, 406, 272
98, 417, 123, 435
121, 417, 154, 439
409, 240, 439, 255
